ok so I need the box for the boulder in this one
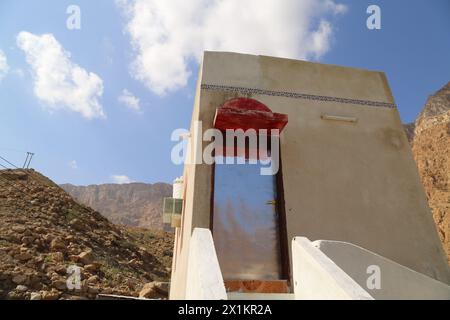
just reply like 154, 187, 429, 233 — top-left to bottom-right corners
50, 238, 65, 251
12, 274, 27, 285
52, 279, 67, 291
15, 252, 32, 262
154, 282, 169, 295
41, 290, 60, 300
12, 226, 26, 233
78, 251, 94, 265
21, 236, 34, 245
84, 263, 100, 273
30, 292, 42, 300
86, 275, 99, 285
69, 219, 84, 231
16, 285, 28, 292
50, 252, 64, 262
139, 281, 168, 299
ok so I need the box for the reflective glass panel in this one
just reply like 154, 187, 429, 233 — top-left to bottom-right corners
213, 156, 282, 280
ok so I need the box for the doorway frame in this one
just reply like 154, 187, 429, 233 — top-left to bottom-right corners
209, 142, 290, 282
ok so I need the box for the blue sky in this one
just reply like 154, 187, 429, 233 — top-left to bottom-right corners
0, 0, 449, 185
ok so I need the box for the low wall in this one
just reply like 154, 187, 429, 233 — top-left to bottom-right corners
185, 228, 227, 300
314, 240, 450, 300
292, 237, 373, 300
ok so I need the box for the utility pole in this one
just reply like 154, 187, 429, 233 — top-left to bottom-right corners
23, 152, 34, 169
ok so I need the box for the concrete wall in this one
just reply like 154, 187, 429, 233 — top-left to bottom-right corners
170, 51, 450, 299
169, 61, 206, 299
314, 240, 450, 299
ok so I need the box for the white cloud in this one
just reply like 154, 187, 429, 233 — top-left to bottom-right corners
16, 31, 105, 119
111, 174, 134, 184
0, 49, 9, 80
68, 160, 78, 169
308, 20, 333, 58
118, 89, 141, 111
117, 0, 347, 95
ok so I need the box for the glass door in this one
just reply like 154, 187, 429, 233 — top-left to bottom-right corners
213, 155, 282, 280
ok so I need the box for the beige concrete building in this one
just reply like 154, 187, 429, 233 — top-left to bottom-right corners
169, 51, 450, 300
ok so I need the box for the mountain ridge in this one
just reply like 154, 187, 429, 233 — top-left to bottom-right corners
60, 182, 172, 231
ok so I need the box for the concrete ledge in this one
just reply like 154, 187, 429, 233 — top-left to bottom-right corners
314, 240, 450, 300
292, 237, 373, 300
185, 228, 227, 300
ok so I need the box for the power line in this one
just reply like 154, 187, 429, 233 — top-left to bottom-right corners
0, 154, 71, 207
0, 155, 77, 216
0, 150, 35, 168
0, 154, 46, 186
0, 155, 44, 198
0, 155, 22, 169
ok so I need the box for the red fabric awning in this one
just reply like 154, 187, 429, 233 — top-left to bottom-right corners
213, 98, 288, 134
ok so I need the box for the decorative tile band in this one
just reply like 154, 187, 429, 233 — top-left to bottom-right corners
201, 84, 397, 109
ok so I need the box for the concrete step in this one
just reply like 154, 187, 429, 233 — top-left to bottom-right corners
227, 292, 295, 300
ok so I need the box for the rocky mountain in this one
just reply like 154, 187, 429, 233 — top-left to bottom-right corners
61, 182, 172, 230
0, 169, 173, 300
407, 81, 450, 263
403, 122, 416, 144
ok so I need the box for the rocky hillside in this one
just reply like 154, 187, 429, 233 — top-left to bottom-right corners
61, 182, 171, 230
403, 122, 416, 144
0, 169, 173, 300
407, 81, 450, 263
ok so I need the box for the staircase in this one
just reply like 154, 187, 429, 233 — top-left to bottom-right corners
181, 228, 450, 300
